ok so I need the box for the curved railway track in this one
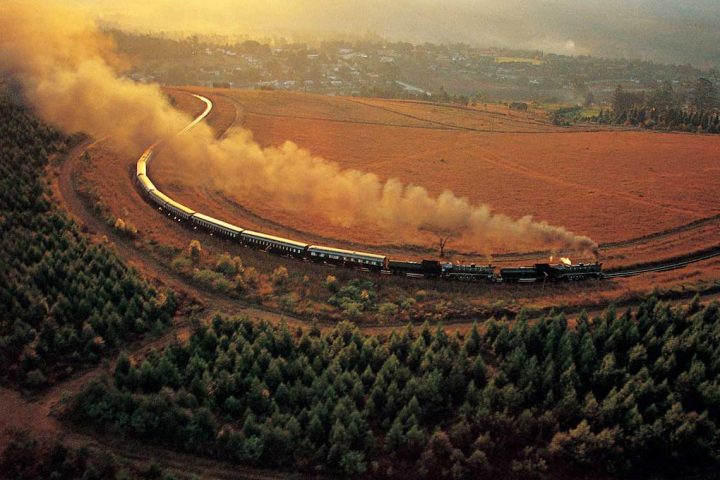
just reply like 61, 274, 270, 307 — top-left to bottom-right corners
605, 247, 720, 278
141, 93, 720, 282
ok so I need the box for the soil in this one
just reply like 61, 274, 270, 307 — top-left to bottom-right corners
151, 88, 720, 267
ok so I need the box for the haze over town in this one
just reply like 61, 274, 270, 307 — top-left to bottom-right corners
72, 0, 720, 67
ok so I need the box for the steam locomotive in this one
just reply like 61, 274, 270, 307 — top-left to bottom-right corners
387, 259, 602, 282
136, 150, 602, 283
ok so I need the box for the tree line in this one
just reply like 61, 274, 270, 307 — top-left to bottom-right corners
73, 296, 720, 478
597, 78, 720, 133
0, 432, 186, 480
0, 98, 177, 388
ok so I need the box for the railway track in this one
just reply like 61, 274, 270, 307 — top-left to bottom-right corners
605, 246, 720, 278
145, 93, 720, 282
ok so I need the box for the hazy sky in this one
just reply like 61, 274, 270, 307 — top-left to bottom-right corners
70, 0, 720, 66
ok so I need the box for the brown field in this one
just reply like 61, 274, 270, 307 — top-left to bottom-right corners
152, 88, 720, 267
68, 87, 720, 321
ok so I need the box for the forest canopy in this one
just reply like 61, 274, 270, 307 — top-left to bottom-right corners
73, 297, 720, 478
0, 98, 177, 388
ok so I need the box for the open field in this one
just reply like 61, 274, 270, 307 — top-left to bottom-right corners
63, 87, 719, 319
151, 88, 720, 268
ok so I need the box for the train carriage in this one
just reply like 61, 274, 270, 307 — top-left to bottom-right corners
308, 245, 387, 271
191, 213, 243, 239
148, 189, 195, 221
241, 230, 308, 258
136, 173, 157, 195
136, 151, 150, 177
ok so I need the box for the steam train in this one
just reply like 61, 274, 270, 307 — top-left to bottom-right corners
136, 150, 602, 283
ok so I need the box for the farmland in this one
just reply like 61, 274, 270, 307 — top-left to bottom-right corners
151, 88, 720, 268
61, 87, 720, 322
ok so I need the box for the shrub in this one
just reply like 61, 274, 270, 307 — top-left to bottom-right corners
400, 297, 417, 310
215, 253, 243, 276
326, 275, 338, 293
170, 255, 192, 272
243, 267, 260, 287
189, 240, 202, 265
114, 217, 138, 238
272, 265, 289, 286
342, 302, 363, 319
329, 279, 377, 313
192, 268, 233, 293
378, 302, 399, 320
234, 274, 247, 293
25, 369, 47, 388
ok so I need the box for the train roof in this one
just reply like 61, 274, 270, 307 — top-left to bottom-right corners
241, 230, 309, 248
136, 161, 147, 177
150, 189, 196, 215
308, 245, 386, 261
137, 173, 156, 192
192, 213, 244, 233
138, 149, 153, 162
137, 149, 152, 170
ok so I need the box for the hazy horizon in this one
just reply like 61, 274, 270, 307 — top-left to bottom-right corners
70, 0, 720, 68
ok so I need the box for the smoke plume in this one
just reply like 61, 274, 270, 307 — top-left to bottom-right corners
0, 1, 598, 257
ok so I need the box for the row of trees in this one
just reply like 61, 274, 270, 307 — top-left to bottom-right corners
600, 79, 720, 132
0, 432, 183, 480
73, 296, 720, 478
0, 98, 177, 388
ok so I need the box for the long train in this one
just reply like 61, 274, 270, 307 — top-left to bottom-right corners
135, 94, 603, 284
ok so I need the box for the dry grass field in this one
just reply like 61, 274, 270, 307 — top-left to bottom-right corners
66, 90, 717, 322
68, 87, 720, 320
152, 88, 720, 267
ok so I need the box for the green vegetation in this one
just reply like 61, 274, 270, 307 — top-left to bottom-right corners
0, 98, 176, 388
0, 432, 187, 480
598, 79, 720, 133
73, 296, 720, 478
328, 279, 377, 319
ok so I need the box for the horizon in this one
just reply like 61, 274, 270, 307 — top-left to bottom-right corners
70, 0, 720, 68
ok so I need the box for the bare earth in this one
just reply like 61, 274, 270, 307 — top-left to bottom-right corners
152, 88, 720, 267
70, 87, 720, 314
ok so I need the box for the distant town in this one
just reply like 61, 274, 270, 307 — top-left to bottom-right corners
113, 30, 719, 104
